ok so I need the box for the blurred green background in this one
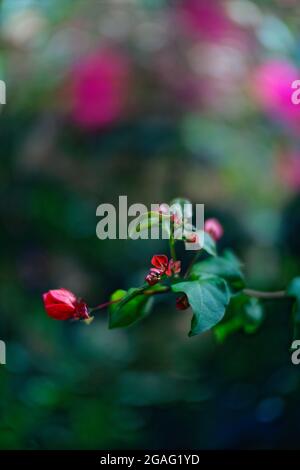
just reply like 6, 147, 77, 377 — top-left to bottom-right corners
1, 0, 300, 449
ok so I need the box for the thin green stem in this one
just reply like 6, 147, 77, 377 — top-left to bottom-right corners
90, 285, 289, 315
242, 288, 287, 299
184, 251, 201, 279
169, 236, 177, 261
143, 286, 170, 295
90, 284, 168, 313
90, 298, 120, 313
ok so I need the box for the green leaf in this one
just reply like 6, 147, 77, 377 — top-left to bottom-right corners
213, 315, 243, 343
171, 276, 231, 336
213, 294, 246, 342
202, 231, 217, 256
222, 250, 241, 265
243, 298, 264, 334
213, 293, 264, 342
109, 288, 153, 329
186, 231, 216, 256
287, 277, 300, 340
287, 277, 300, 309
190, 251, 244, 289
128, 211, 171, 238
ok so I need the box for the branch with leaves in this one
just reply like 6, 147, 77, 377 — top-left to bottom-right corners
42, 198, 300, 344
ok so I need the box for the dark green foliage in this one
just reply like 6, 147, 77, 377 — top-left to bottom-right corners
172, 276, 231, 336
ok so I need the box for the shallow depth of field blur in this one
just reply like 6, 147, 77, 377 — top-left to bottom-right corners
1, 0, 300, 450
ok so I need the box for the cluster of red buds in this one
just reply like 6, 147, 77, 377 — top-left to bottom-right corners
145, 255, 181, 286
158, 203, 224, 245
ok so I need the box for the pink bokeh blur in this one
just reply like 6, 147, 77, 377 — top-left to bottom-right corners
179, 0, 233, 41
252, 60, 300, 133
69, 47, 131, 130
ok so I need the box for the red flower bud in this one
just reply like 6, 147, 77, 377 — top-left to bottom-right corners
204, 218, 224, 241
185, 232, 198, 243
43, 288, 89, 321
170, 213, 182, 225
145, 270, 161, 286
165, 259, 181, 276
176, 295, 190, 310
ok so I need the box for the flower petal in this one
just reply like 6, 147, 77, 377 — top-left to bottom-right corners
46, 288, 77, 307
44, 303, 75, 320
151, 255, 169, 270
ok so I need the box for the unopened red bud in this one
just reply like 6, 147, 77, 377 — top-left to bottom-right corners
186, 232, 198, 243
43, 288, 90, 321
170, 213, 181, 225
145, 271, 161, 286
204, 218, 224, 241
176, 295, 190, 310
